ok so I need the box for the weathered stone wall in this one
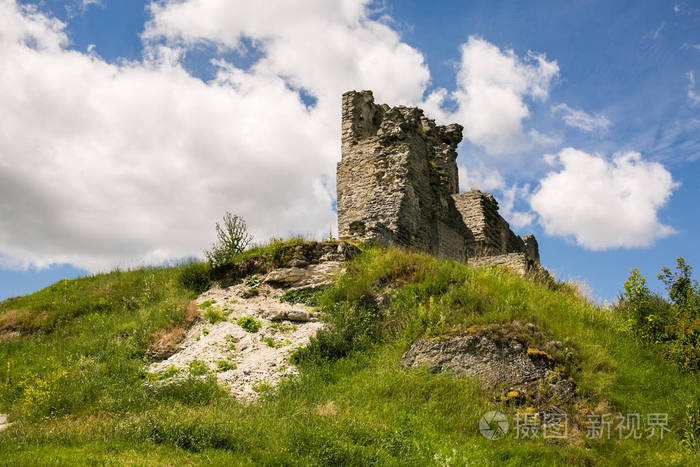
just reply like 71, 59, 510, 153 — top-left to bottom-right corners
452, 190, 540, 263
337, 90, 471, 261
336, 90, 542, 272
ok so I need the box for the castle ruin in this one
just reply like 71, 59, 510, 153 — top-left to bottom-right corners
336, 90, 541, 274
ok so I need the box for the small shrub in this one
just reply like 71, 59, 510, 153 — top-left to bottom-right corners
204, 307, 227, 324
252, 381, 270, 394
161, 365, 181, 379
205, 212, 253, 268
261, 336, 276, 348
268, 322, 296, 334
293, 295, 384, 364
239, 288, 259, 299
177, 261, 211, 294
237, 316, 261, 333
223, 334, 237, 349
617, 259, 699, 372
187, 360, 209, 376
198, 300, 215, 310
215, 360, 236, 372
244, 274, 261, 287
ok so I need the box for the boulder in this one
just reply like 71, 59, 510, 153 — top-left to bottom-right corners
264, 261, 344, 290
402, 328, 575, 404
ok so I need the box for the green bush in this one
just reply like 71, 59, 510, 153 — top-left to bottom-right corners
177, 261, 211, 294
244, 275, 261, 287
187, 360, 210, 376
236, 316, 261, 333
198, 300, 215, 309
215, 360, 236, 372
204, 308, 227, 324
205, 212, 254, 268
293, 294, 383, 364
617, 258, 699, 372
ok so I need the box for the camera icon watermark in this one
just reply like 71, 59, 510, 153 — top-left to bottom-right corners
479, 411, 509, 440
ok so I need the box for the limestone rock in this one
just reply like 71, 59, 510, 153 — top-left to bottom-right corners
257, 304, 316, 322
263, 261, 344, 290
402, 330, 575, 403
148, 283, 325, 402
0, 414, 12, 432
402, 334, 549, 388
211, 241, 359, 286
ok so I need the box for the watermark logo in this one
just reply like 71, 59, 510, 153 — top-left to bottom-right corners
479, 411, 509, 440
479, 410, 670, 441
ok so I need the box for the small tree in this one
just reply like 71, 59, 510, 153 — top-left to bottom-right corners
205, 212, 253, 267
658, 257, 699, 311
619, 258, 699, 372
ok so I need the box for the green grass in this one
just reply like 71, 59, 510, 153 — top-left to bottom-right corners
0, 246, 698, 465
280, 288, 322, 306
204, 307, 227, 324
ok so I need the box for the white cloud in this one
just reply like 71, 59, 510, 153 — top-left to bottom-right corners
551, 103, 611, 132
528, 128, 561, 146
500, 185, 535, 229
424, 36, 559, 155
688, 71, 700, 106
143, 0, 430, 106
458, 164, 505, 193
0, 0, 431, 271
530, 148, 678, 250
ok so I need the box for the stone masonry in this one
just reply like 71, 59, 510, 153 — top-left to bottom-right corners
336, 90, 541, 271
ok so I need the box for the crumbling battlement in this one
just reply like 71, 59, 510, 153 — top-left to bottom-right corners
336, 90, 541, 271
453, 190, 539, 263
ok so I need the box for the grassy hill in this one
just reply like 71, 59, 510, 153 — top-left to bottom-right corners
0, 245, 698, 465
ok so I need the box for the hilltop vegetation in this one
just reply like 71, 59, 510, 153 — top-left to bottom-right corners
614, 258, 699, 373
0, 243, 698, 465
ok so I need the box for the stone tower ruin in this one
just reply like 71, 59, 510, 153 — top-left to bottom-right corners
336, 90, 541, 273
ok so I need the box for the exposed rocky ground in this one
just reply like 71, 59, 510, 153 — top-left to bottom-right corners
149, 282, 325, 402
148, 241, 358, 401
402, 321, 577, 408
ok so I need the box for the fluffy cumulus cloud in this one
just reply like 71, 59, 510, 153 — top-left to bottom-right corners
4, 0, 670, 272
530, 148, 678, 250
0, 0, 430, 271
551, 103, 611, 132
143, 0, 430, 106
424, 36, 560, 155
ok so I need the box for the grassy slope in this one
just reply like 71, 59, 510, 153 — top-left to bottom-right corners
0, 247, 698, 466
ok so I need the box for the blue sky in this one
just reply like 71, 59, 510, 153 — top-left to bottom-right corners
0, 0, 698, 302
